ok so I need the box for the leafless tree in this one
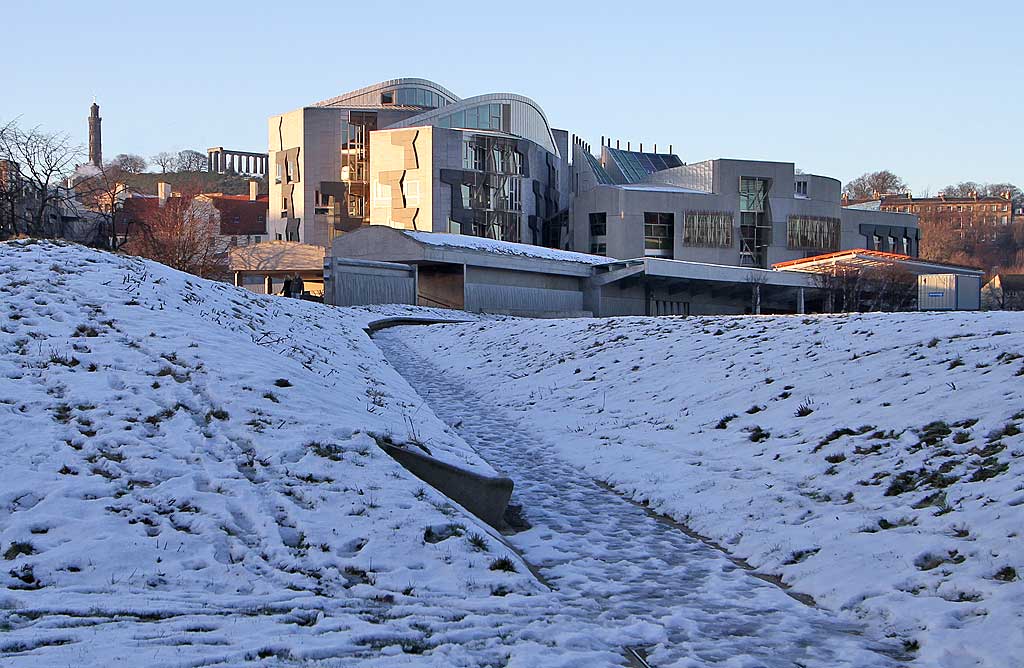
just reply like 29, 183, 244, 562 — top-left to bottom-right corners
811, 263, 916, 312
122, 180, 228, 279
176, 150, 207, 172
745, 270, 769, 314
73, 162, 135, 249
982, 276, 1024, 311
843, 170, 908, 200
111, 153, 147, 174
0, 118, 83, 238
151, 151, 178, 173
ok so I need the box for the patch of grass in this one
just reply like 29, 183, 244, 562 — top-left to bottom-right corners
467, 533, 489, 552
952, 431, 972, 444
748, 426, 770, 442
423, 524, 464, 544
994, 566, 1018, 582
488, 556, 517, 573
262, 392, 279, 403
927, 338, 940, 348
795, 400, 814, 417
825, 453, 846, 464
205, 408, 230, 422
745, 405, 764, 415
969, 461, 1009, 482
714, 414, 738, 430
274, 378, 292, 388
987, 423, 1020, 442
948, 357, 964, 370
3, 542, 34, 560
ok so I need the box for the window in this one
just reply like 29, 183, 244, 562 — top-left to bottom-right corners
872, 234, 881, 251
739, 177, 768, 212
590, 242, 607, 255
794, 181, 808, 197
787, 216, 840, 251
589, 212, 607, 237
644, 212, 674, 256
380, 91, 394, 105
684, 211, 732, 247
901, 237, 910, 254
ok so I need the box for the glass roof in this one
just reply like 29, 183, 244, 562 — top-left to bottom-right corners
605, 148, 683, 183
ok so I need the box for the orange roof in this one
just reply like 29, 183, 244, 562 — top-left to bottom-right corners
773, 249, 982, 274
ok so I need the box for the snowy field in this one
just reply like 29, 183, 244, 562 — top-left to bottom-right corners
0, 240, 630, 667
2, 239, 1020, 667
398, 311, 1024, 667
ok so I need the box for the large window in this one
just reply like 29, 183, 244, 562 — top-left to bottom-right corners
684, 211, 732, 247
589, 212, 607, 237
787, 216, 840, 251
644, 212, 674, 257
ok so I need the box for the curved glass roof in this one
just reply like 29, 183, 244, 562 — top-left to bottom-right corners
385, 94, 559, 156
312, 78, 460, 109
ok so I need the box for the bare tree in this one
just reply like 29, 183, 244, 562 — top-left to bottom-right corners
745, 270, 769, 314
111, 153, 147, 174
0, 119, 83, 238
122, 180, 228, 279
73, 162, 134, 249
176, 150, 207, 172
151, 151, 178, 174
843, 170, 908, 200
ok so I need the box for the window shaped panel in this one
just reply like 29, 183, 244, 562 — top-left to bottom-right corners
465, 107, 478, 129
683, 211, 733, 247
643, 212, 674, 255
787, 216, 840, 251
589, 212, 607, 237
451, 110, 465, 128
380, 91, 394, 105
739, 177, 769, 212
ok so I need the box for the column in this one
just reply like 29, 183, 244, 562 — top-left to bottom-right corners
264, 275, 272, 295
797, 287, 805, 315
233, 271, 241, 287
753, 284, 761, 315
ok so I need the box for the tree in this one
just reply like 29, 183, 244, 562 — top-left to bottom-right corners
110, 153, 147, 174
73, 162, 135, 249
151, 151, 178, 173
122, 180, 228, 279
843, 170, 908, 200
0, 118, 83, 238
177, 150, 207, 172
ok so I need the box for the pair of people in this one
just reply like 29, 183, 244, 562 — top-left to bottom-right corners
281, 274, 305, 299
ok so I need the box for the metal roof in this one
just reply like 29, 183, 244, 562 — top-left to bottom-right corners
772, 249, 983, 276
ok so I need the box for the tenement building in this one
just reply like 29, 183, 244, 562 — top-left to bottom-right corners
267, 79, 566, 248
567, 139, 919, 268
842, 191, 1014, 232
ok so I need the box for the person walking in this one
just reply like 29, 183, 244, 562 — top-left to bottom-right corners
281, 276, 293, 298
293, 274, 305, 299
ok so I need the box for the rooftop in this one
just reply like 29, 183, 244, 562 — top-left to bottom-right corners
404, 231, 613, 266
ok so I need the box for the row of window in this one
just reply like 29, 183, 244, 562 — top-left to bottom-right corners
587, 211, 844, 253
437, 104, 506, 132
380, 88, 450, 109
884, 203, 1009, 213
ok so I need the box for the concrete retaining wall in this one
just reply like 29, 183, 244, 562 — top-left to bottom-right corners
378, 442, 513, 529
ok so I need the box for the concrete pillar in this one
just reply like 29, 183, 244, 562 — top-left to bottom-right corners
233, 271, 241, 287
264, 275, 272, 295
797, 287, 806, 315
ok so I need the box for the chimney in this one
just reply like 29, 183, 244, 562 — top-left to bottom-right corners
627, 141, 631, 151
157, 182, 171, 207
616, 139, 620, 149
640, 142, 643, 152
249, 179, 259, 202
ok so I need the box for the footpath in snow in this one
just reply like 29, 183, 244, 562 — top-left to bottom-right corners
375, 329, 901, 667
393, 313, 1024, 668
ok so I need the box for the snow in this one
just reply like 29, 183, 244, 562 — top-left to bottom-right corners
0, 240, 619, 666
404, 231, 614, 265
395, 312, 1024, 668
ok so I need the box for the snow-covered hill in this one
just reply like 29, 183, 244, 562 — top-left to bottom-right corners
0, 240, 627, 666
400, 312, 1024, 667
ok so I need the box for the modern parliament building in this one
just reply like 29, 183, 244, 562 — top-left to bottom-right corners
260, 78, 974, 316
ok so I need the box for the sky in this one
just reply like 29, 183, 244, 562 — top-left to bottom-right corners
3, 0, 1021, 194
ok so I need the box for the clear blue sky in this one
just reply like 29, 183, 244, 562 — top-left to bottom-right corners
4, 0, 1020, 193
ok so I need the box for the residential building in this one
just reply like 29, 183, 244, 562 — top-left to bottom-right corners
114, 180, 268, 247
843, 192, 1014, 228
267, 79, 566, 249
568, 141, 919, 268
982, 274, 1024, 310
